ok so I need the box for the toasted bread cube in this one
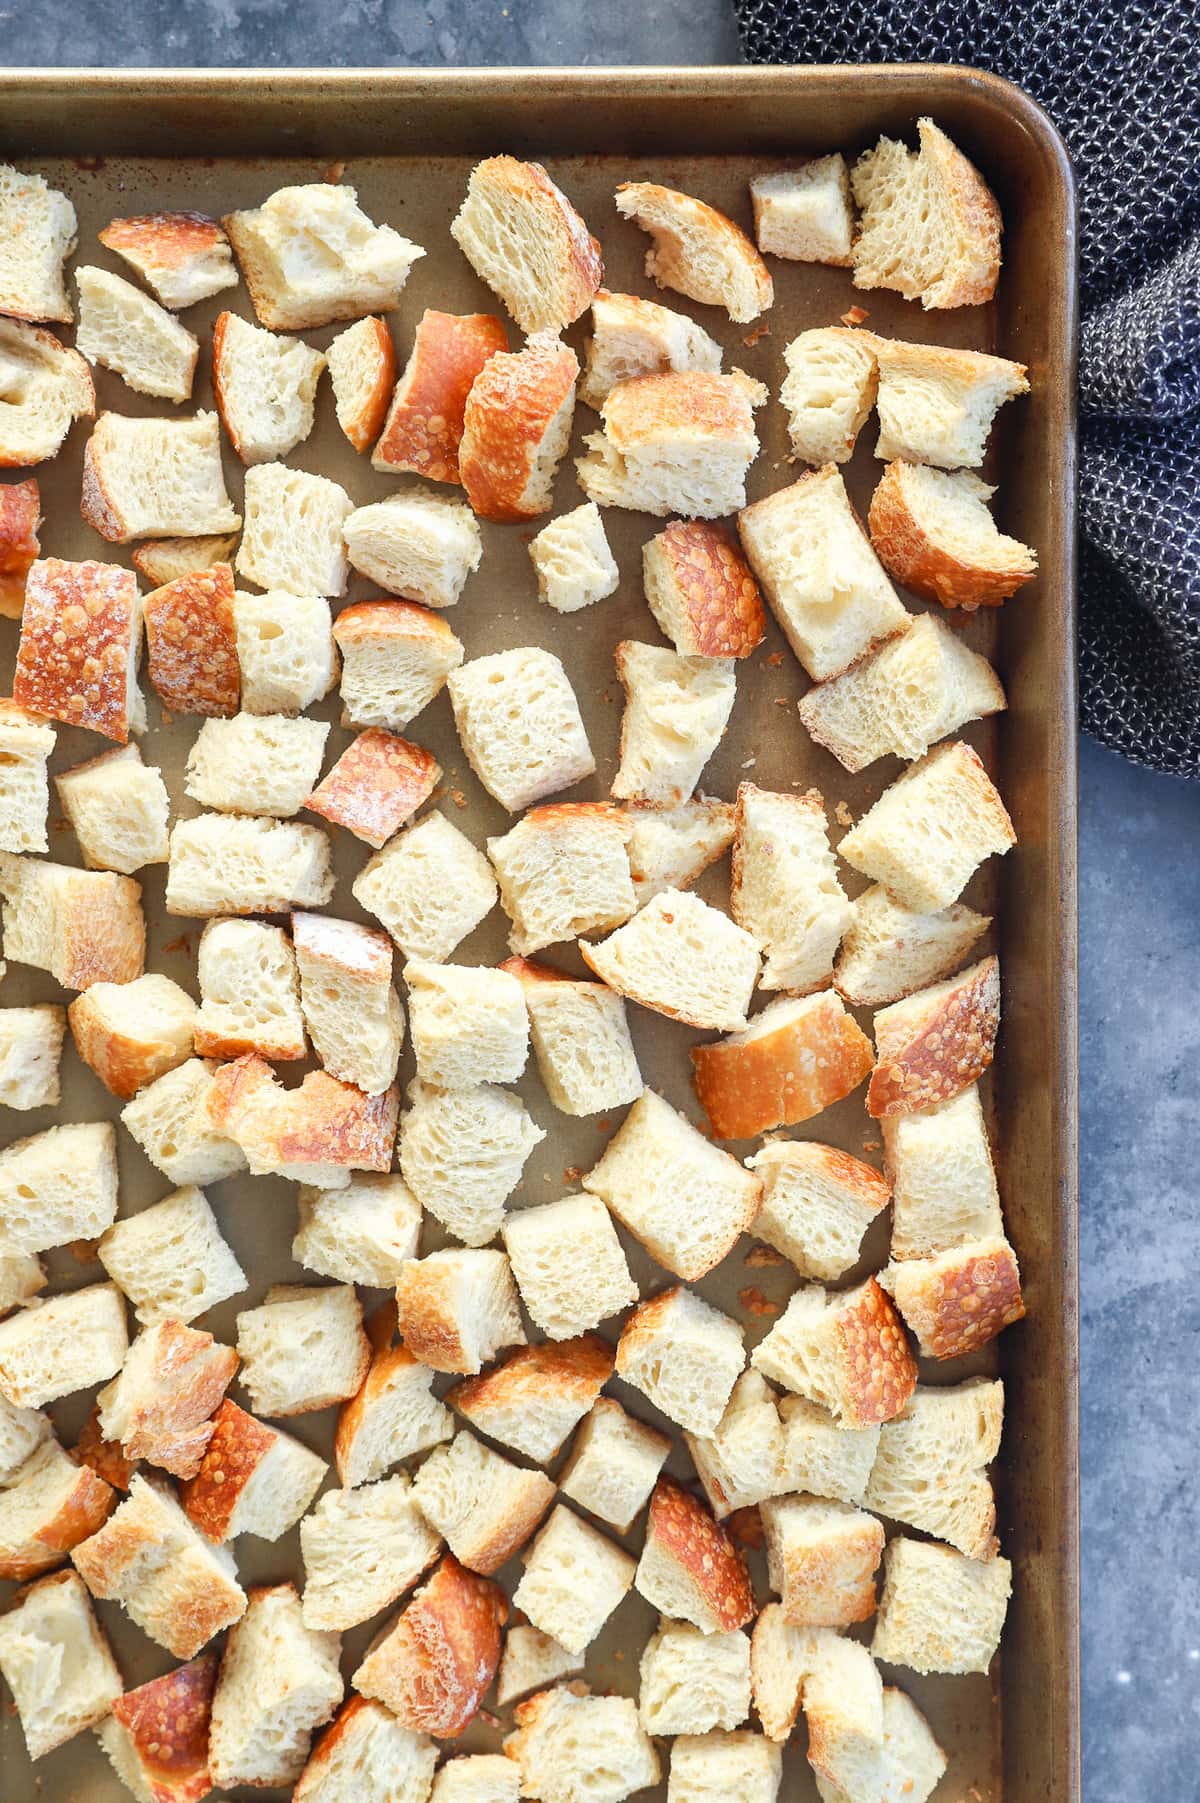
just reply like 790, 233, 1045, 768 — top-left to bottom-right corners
354, 1553, 505, 1737
584, 1088, 762, 1282
635, 1477, 754, 1634
0, 1568, 121, 1761
300, 1472, 442, 1631
451, 157, 602, 335
0, 317, 94, 466
208, 1581, 343, 1788
583, 890, 759, 1036
97, 1653, 218, 1803
55, 744, 169, 875
514, 1503, 635, 1655
615, 182, 772, 324
0, 478, 41, 618
559, 1397, 670, 1532
236, 462, 351, 596
198, 919, 305, 1063
354, 808, 498, 964
234, 586, 337, 715
778, 1396, 880, 1505
751, 1279, 917, 1428
335, 1300, 454, 1488
496, 1627, 583, 1709
0, 1437, 114, 1581
748, 1603, 818, 1743
225, 181, 424, 331
306, 728, 440, 849
181, 1399, 326, 1543
507, 1688, 659, 1803
811, 1685, 947, 1803
120, 1058, 248, 1187
618, 1286, 744, 1438
96, 1320, 237, 1479
75, 265, 199, 401
884, 1085, 1003, 1259
80, 411, 240, 543
377, 307, 509, 483
685, 1370, 784, 1519
840, 742, 1016, 914
447, 1335, 612, 1465
0, 163, 77, 324
0, 852, 143, 990
395, 1250, 526, 1376
582, 287, 723, 411
334, 598, 464, 731
0, 1004, 64, 1110
405, 959, 529, 1089
730, 784, 852, 992
779, 326, 877, 465
746, 1141, 891, 1283
865, 1378, 1002, 1559
412, 1431, 554, 1575
611, 641, 736, 806
868, 955, 1001, 1118
751, 157, 853, 264
489, 803, 636, 955
693, 993, 875, 1142
132, 532, 239, 587
296, 1697, 438, 1803
503, 957, 643, 1117
529, 501, 619, 614
669, 1732, 782, 1803
143, 562, 241, 719
185, 711, 329, 817
292, 912, 404, 1096
626, 796, 735, 906
852, 118, 1001, 308
0, 1120, 117, 1256
211, 308, 324, 463
834, 883, 991, 1010
0, 703, 52, 853
237, 1284, 370, 1415
324, 315, 396, 452
345, 487, 483, 608
399, 1079, 544, 1247
871, 1536, 1011, 1674
448, 645, 595, 814
166, 813, 334, 916
578, 369, 766, 520
881, 1235, 1025, 1359
643, 519, 767, 661
503, 1193, 638, 1341
762, 1494, 884, 1627
870, 335, 1029, 468
14, 558, 140, 742
639, 1620, 751, 1735
73, 1473, 245, 1657
796, 1628, 884, 1798
100, 208, 237, 307
868, 461, 1037, 610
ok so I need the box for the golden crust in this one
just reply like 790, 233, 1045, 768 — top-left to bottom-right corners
0, 478, 40, 620
207, 1053, 399, 1174
73, 1403, 139, 1491
867, 461, 1037, 609
109, 1652, 217, 1803
460, 335, 579, 522
109, 1322, 238, 1481
0, 1456, 116, 1582
499, 953, 610, 996
305, 728, 441, 849
644, 519, 766, 658
291, 909, 393, 985
692, 994, 875, 1141
918, 119, 1003, 308
333, 1301, 425, 1483
615, 182, 773, 323
447, 1334, 613, 1434
373, 309, 508, 481
300, 1697, 381, 1792
645, 1477, 754, 1631
889, 1239, 1026, 1360
13, 557, 138, 741
55, 870, 146, 991
393, 1264, 474, 1375
602, 368, 764, 452
180, 1400, 275, 1541
354, 1553, 508, 1737
332, 595, 461, 653
868, 955, 1001, 1118
100, 211, 227, 273
772, 1511, 885, 1628
68, 984, 193, 1101
143, 563, 240, 718
833, 1278, 919, 1426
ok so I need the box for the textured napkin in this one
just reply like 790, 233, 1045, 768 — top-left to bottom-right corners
734, 0, 1200, 776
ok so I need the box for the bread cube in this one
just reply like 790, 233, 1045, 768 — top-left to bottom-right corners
579, 366, 766, 518
871, 1536, 1012, 1674
81, 410, 240, 543
812, 1685, 947, 1803
236, 462, 351, 596
865, 1378, 1002, 1559
852, 118, 1001, 309
76, 263, 199, 401
777, 1396, 880, 1505
300, 1472, 442, 1630
751, 156, 853, 263
185, 711, 329, 817
395, 1248, 526, 1375
412, 1431, 554, 1575
13, 558, 140, 741
504, 958, 643, 1118
0, 317, 92, 468
616, 180, 773, 323
0, 1393, 50, 1482
636, 1477, 753, 1633
530, 501, 619, 614
581, 287, 723, 411
205, 1053, 398, 1188
120, 1058, 248, 1187
100, 207, 237, 308
884, 1084, 1003, 1258
208, 1581, 343, 1789
167, 813, 334, 916
451, 157, 602, 336
626, 796, 735, 906
0, 1281, 127, 1408
400, 1079, 543, 1247
0, 478, 40, 619
505, 1688, 660, 1803
640, 1621, 751, 1735
71, 1404, 136, 1493
746, 1141, 891, 1282
0, 1568, 121, 1760
354, 808, 498, 964
68, 974, 193, 1103
447, 1334, 612, 1465
132, 531, 239, 588
405, 959, 529, 1089
869, 459, 1038, 611
211, 307, 324, 462
182, 1399, 327, 1543
96, 1318, 236, 1479
618, 1286, 744, 1438
778, 326, 877, 465
0, 853, 144, 990
335, 1299, 454, 1488
142, 562, 241, 719
514, 1503, 635, 1654
669, 1732, 782, 1803
372, 306, 508, 482
881, 1235, 1025, 1359
296, 1697, 438, 1803
0, 161, 76, 323
432, 1759, 518, 1803
489, 803, 636, 955
502, 1193, 638, 1340
797, 1628, 884, 1799
294, 1171, 420, 1286
306, 727, 440, 849
749, 1603, 819, 1743
731, 783, 852, 993
460, 333, 579, 523
196, 917, 306, 1060
234, 587, 337, 715
686, 1370, 784, 1518
751, 1278, 917, 1428
55, 744, 169, 876
642, 520, 766, 659
871, 337, 1028, 469
582, 890, 760, 1034
0, 1254, 45, 1322
584, 1088, 762, 1282
225, 180, 424, 330
692, 994, 875, 1142
558, 1396, 670, 1532
762, 1494, 884, 1627
334, 598, 465, 731
448, 647, 595, 814
868, 955, 1001, 1118
355, 1553, 505, 1737
496, 1624, 583, 1708
0, 702, 52, 853
0, 1004, 64, 1110
611, 640, 736, 805
0, 1120, 115, 1256
97, 1653, 218, 1803
345, 487, 483, 608
0, 1437, 114, 1580
237, 1283, 370, 1416
834, 883, 991, 1010
73, 1473, 245, 1657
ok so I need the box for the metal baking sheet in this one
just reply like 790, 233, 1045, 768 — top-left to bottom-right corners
0, 67, 1078, 1803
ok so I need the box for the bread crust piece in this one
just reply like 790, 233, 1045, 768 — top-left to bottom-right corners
447, 1335, 614, 1462
0, 855, 146, 991
761, 1494, 885, 1627
853, 118, 1002, 309
643, 520, 767, 658
354, 1553, 508, 1737
0, 1440, 116, 1580
752, 1278, 918, 1428
374, 309, 508, 481
97, 1321, 238, 1481
13, 558, 139, 742
143, 563, 240, 718
0, 318, 94, 468
0, 478, 40, 618
868, 461, 1037, 609
102, 1652, 217, 1803
326, 315, 397, 452
868, 955, 1000, 1118
459, 333, 579, 522
305, 728, 441, 849
179, 1400, 275, 1540
334, 1300, 453, 1487
99, 211, 237, 309
639, 1477, 755, 1632
451, 157, 603, 335
692, 993, 875, 1141
615, 182, 773, 323
882, 1237, 1026, 1359
68, 975, 197, 1101
207, 1054, 399, 1179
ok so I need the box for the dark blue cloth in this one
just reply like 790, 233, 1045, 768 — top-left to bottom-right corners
733, 0, 1200, 775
